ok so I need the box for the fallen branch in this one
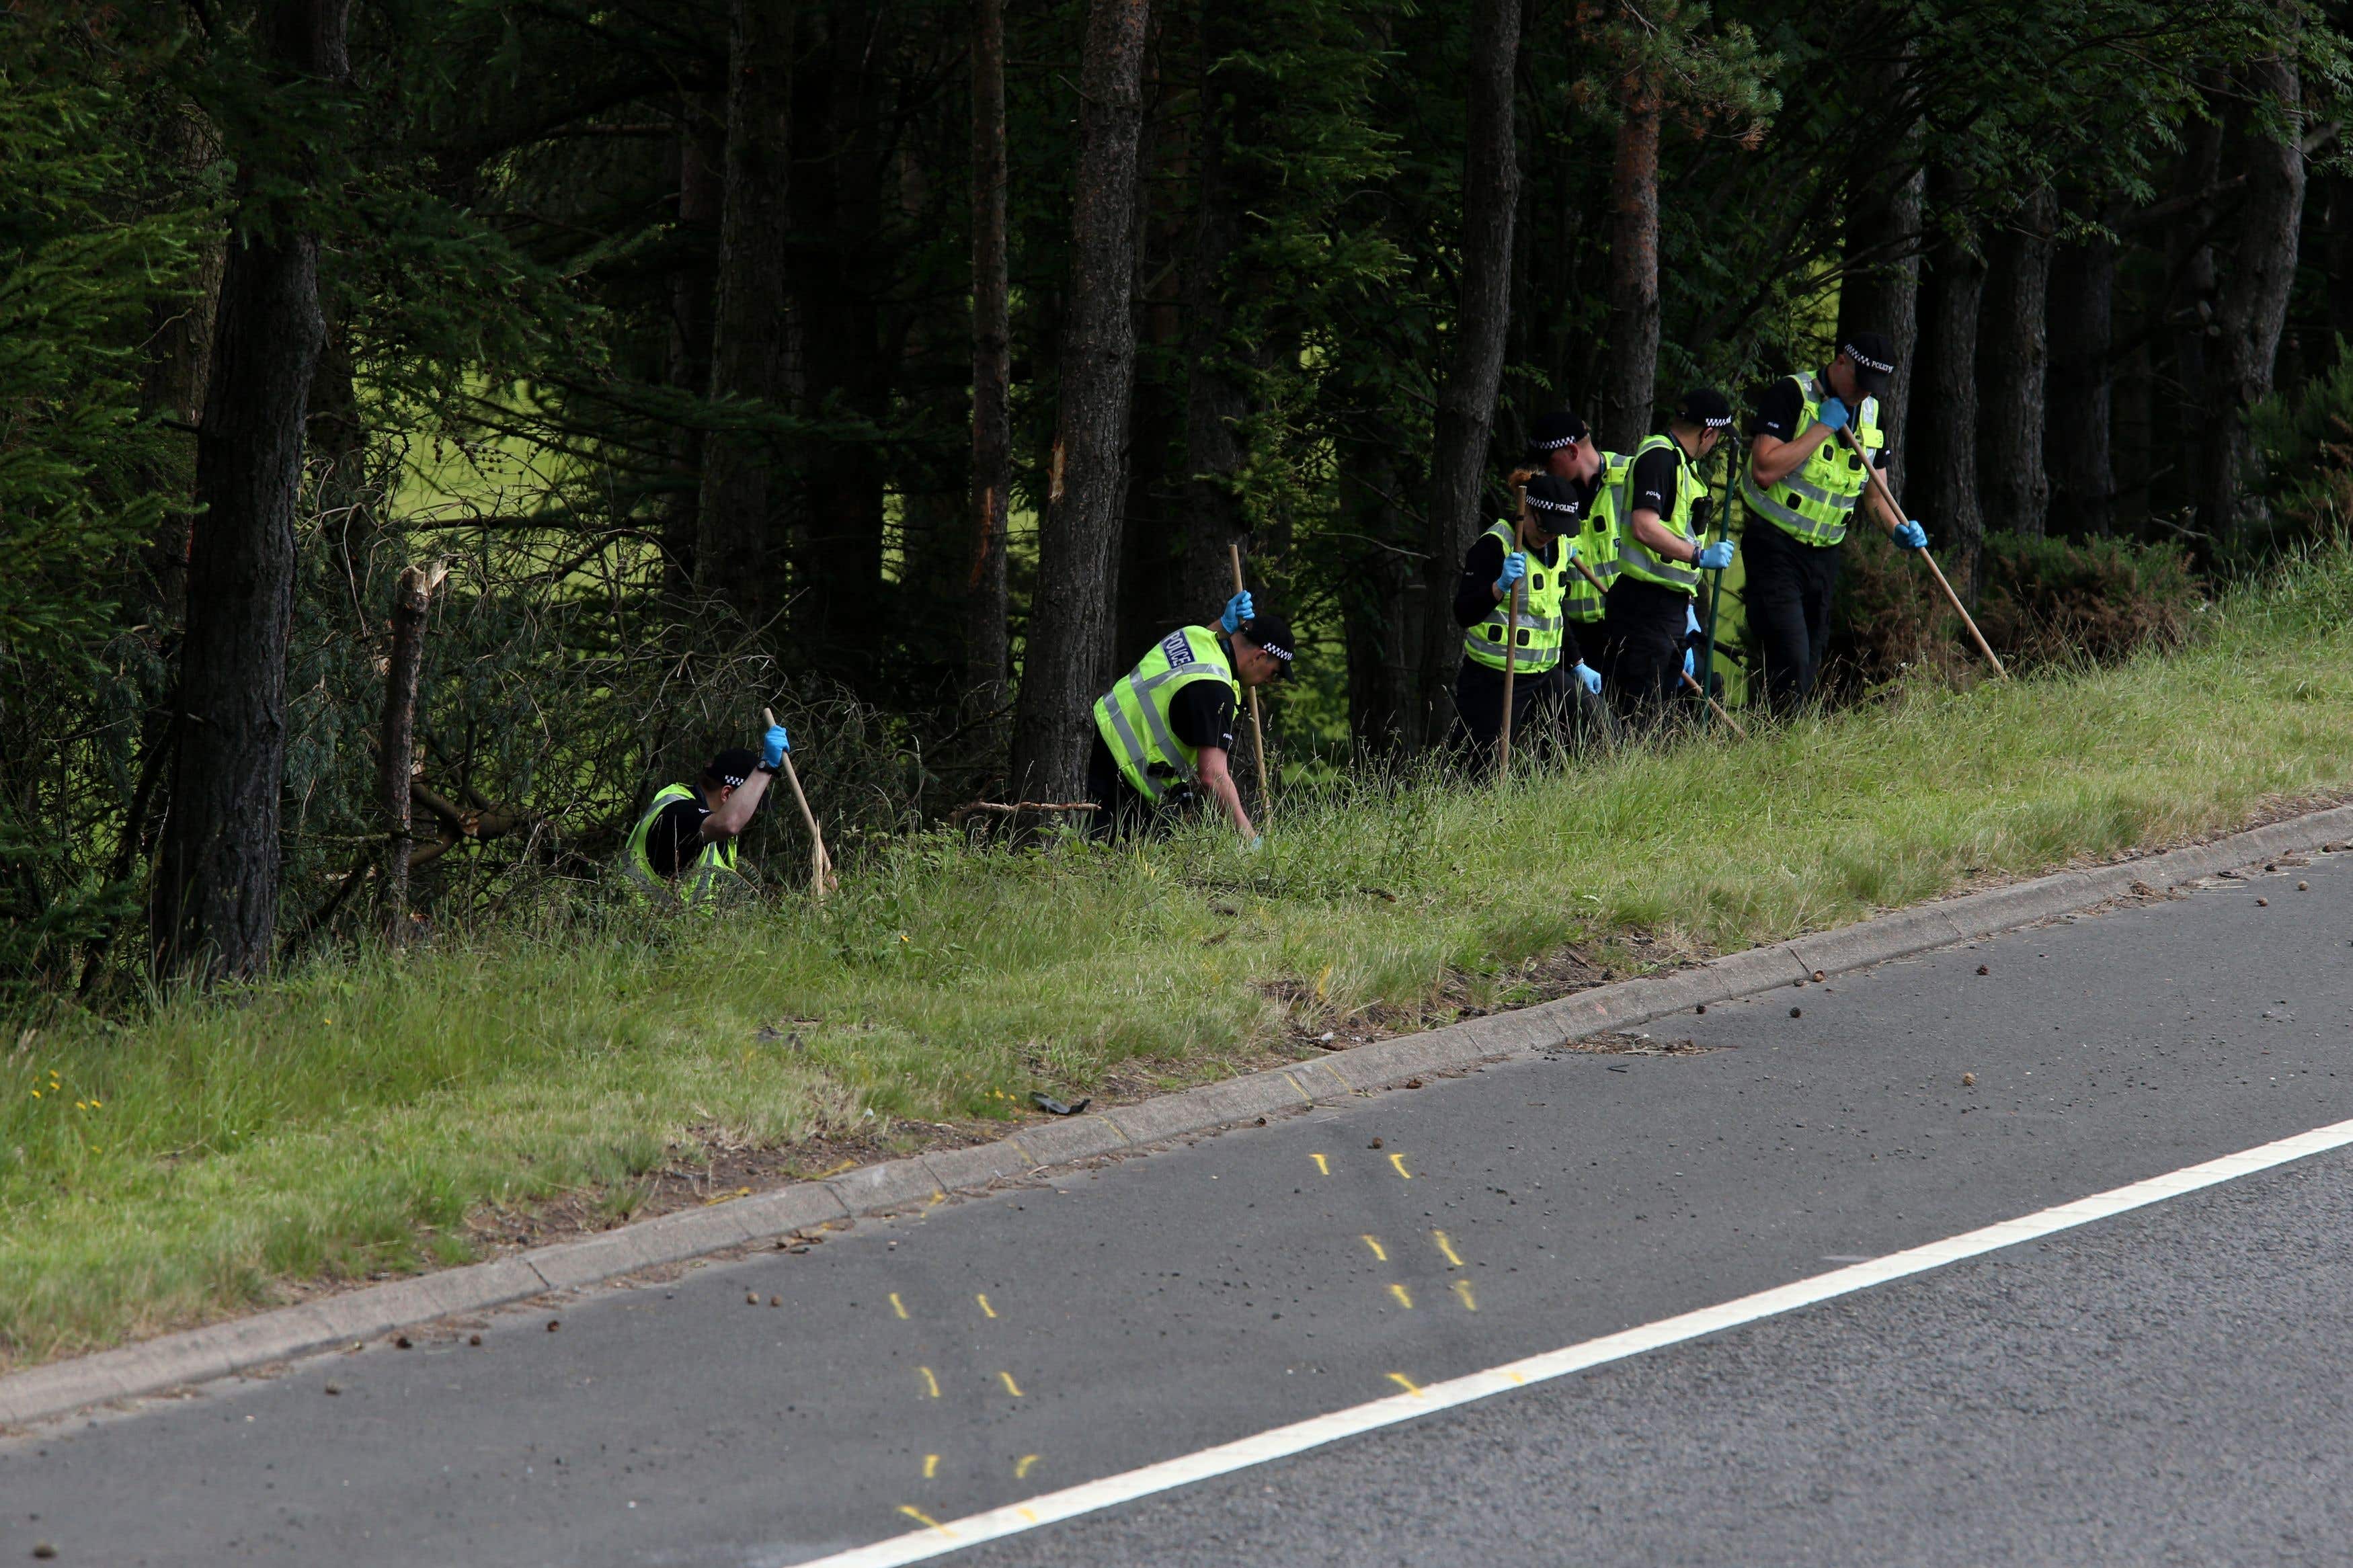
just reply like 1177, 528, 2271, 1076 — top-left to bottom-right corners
947, 799, 1099, 827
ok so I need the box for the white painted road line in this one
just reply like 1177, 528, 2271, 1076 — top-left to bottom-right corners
792, 1114, 2353, 1567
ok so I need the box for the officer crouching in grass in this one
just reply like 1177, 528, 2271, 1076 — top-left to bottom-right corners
1602, 387, 1737, 726
1086, 592, 1293, 847
617, 718, 790, 907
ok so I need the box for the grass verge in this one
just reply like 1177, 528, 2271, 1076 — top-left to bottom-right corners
7, 548, 2353, 1370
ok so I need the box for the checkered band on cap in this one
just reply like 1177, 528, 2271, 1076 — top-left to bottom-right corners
1841, 339, 1895, 374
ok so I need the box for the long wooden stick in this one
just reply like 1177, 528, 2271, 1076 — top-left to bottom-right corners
763, 707, 835, 899
1496, 509, 1527, 776
1681, 669, 1749, 737
1839, 427, 2008, 679
1228, 542, 1271, 811
1570, 552, 1743, 736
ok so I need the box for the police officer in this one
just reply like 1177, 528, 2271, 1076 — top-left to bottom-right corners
617, 719, 790, 906
1449, 452, 1605, 768
1739, 331, 1928, 714
1523, 411, 1629, 685
1087, 593, 1293, 845
1603, 388, 1737, 721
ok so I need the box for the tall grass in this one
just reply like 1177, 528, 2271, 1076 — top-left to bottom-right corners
6, 548, 2353, 1368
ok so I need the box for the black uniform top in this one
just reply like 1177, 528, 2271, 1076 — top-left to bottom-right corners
643, 794, 711, 878
1626, 443, 1689, 526
1749, 373, 1888, 468
1167, 682, 1236, 754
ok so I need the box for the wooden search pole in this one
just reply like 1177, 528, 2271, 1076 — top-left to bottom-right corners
762, 707, 836, 899
1838, 428, 2007, 679
1494, 507, 1528, 776
1228, 542, 1272, 811
1566, 554, 1747, 739
1680, 669, 1749, 738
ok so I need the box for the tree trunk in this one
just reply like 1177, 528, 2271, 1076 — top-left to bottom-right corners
2203, 52, 2306, 559
966, 0, 1012, 710
664, 93, 724, 594
790, 5, 891, 673
1339, 431, 1418, 759
1597, 51, 1660, 452
694, 0, 796, 630
1178, 0, 1267, 623
2324, 171, 2353, 350
378, 563, 445, 942
1837, 56, 1923, 499
151, 0, 350, 984
1977, 185, 2056, 538
2163, 92, 2226, 535
1416, 0, 1523, 745
1008, 0, 1153, 800
1909, 169, 1985, 600
2046, 223, 2116, 538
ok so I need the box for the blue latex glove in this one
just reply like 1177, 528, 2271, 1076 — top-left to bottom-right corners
1242, 834, 1264, 854
1573, 661, 1602, 696
761, 725, 790, 768
1220, 589, 1254, 634
1683, 645, 1696, 679
1685, 604, 1702, 638
1892, 519, 1927, 550
1494, 552, 1529, 596
1696, 539, 1736, 571
1814, 397, 1851, 434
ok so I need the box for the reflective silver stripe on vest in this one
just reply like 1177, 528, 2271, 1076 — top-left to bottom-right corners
1619, 533, 1700, 591
1098, 688, 1167, 802
1739, 467, 1819, 534
1118, 659, 1228, 804
1462, 629, 1562, 667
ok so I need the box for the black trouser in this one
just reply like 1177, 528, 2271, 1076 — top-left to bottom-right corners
1085, 732, 1180, 841
1449, 658, 1577, 774
1744, 521, 1843, 716
1602, 576, 1695, 727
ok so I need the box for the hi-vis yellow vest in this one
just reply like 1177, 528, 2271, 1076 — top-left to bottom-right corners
1565, 453, 1633, 624
1615, 434, 1706, 596
1738, 372, 1884, 546
1092, 626, 1240, 803
619, 783, 742, 908
1464, 521, 1567, 673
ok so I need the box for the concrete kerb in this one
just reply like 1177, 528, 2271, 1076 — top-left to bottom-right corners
6, 804, 2348, 1431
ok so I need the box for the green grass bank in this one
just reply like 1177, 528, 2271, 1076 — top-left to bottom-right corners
7, 550, 2353, 1371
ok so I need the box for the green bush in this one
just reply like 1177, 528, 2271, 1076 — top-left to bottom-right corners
1829, 529, 2200, 692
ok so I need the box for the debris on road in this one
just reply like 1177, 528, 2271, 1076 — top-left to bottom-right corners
1031, 1092, 1090, 1116
1962, 1073, 1976, 1087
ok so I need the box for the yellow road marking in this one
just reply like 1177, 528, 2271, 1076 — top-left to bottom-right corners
918, 1366, 941, 1399
1386, 1372, 1423, 1395
1018, 1506, 1041, 1524
923, 1454, 939, 1479
1310, 1153, 1330, 1175
1388, 1283, 1414, 1310
1388, 1153, 1412, 1180
1360, 1235, 1387, 1262
1000, 1370, 1025, 1397
897, 1505, 953, 1536
1452, 1279, 1478, 1312
976, 1293, 997, 1319
889, 1292, 909, 1320
1016, 1454, 1041, 1479
1432, 1229, 1465, 1268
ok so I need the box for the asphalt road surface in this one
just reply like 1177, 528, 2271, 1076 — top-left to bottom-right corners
8, 850, 2352, 1567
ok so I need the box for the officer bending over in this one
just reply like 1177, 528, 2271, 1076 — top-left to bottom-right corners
1738, 331, 1927, 714
1088, 594, 1294, 845
618, 720, 790, 906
